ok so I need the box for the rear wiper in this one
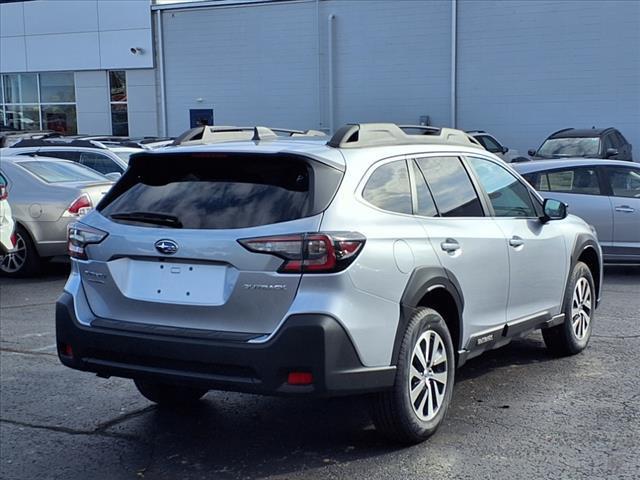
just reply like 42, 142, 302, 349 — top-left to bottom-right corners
109, 212, 183, 228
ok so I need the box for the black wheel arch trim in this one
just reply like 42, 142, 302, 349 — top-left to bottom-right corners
393, 266, 464, 365
567, 233, 603, 307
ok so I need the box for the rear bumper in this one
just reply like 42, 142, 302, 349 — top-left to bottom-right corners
56, 292, 395, 397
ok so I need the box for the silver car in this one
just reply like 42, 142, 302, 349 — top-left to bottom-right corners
0, 155, 113, 277
515, 159, 640, 264
57, 124, 602, 443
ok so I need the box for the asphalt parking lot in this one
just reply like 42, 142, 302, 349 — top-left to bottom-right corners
1, 263, 639, 480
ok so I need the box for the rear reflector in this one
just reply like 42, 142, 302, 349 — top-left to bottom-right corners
287, 372, 313, 385
59, 343, 74, 357
0, 185, 7, 201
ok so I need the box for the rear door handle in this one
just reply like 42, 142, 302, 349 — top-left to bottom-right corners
440, 239, 460, 253
509, 236, 524, 248
615, 205, 635, 213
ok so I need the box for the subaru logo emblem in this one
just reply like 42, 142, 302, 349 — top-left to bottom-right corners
155, 239, 178, 255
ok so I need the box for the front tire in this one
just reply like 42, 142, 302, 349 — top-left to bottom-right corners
134, 379, 207, 406
542, 261, 595, 356
370, 307, 455, 444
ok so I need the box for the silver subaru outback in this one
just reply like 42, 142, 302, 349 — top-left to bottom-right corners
56, 124, 602, 443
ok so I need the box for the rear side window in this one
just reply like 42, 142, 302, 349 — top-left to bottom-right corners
415, 156, 484, 217
410, 160, 438, 217
100, 154, 339, 230
362, 160, 412, 214
536, 167, 602, 195
18, 160, 107, 183
79, 152, 123, 174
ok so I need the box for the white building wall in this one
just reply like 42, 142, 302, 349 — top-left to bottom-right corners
0, 0, 153, 73
75, 70, 111, 135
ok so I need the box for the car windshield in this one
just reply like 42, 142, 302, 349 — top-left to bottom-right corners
18, 160, 108, 183
537, 137, 600, 158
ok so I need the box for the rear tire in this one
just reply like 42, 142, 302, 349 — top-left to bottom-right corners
370, 307, 455, 444
542, 261, 595, 356
0, 225, 41, 278
134, 379, 207, 406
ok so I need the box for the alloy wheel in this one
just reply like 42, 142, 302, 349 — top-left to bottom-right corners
571, 277, 592, 340
409, 330, 448, 421
0, 232, 27, 274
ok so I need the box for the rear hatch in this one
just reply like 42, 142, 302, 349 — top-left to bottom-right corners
80, 151, 343, 337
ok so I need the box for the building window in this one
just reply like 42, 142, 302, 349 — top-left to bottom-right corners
1, 72, 77, 134
109, 71, 128, 136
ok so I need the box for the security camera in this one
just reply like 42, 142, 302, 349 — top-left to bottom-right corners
130, 47, 144, 55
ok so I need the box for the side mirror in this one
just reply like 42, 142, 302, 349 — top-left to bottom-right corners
542, 198, 567, 222
605, 148, 618, 158
105, 172, 122, 181
528, 149, 536, 156
502, 146, 509, 154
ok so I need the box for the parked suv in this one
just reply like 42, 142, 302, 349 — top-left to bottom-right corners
7, 138, 131, 177
529, 127, 633, 161
56, 124, 602, 443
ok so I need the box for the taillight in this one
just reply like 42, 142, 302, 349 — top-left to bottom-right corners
239, 232, 365, 273
0, 185, 7, 201
63, 194, 92, 217
67, 222, 108, 260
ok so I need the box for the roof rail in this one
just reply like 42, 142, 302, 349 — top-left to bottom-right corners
328, 123, 483, 149
172, 125, 327, 146
10, 138, 106, 149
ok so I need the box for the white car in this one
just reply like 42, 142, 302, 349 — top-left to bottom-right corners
468, 131, 530, 163
0, 173, 15, 256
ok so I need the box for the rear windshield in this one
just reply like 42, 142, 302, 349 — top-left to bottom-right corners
99, 154, 340, 230
18, 160, 108, 183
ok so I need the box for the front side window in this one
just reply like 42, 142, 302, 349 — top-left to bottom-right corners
415, 156, 484, 217
467, 157, 536, 217
537, 137, 600, 158
538, 167, 601, 196
607, 167, 640, 198
362, 160, 412, 215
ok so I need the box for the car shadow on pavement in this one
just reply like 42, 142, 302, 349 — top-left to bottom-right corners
126, 394, 401, 478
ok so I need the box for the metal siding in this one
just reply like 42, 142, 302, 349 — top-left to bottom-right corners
457, 0, 640, 157
320, 0, 452, 129
162, 2, 319, 135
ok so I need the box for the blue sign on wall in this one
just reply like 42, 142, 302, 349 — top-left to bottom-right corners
190, 109, 213, 128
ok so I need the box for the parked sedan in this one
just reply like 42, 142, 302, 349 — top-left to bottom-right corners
514, 159, 640, 264
0, 156, 114, 277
